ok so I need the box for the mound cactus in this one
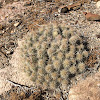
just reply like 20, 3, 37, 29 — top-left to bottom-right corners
16, 23, 89, 91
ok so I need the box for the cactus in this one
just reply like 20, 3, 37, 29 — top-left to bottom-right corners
53, 60, 61, 70
45, 74, 51, 82
78, 62, 86, 73
61, 80, 69, 89
60, 69, 69, 78
50, 81, 57, 89
15, 23, 89, 91
45, 65, 53, 73
43, 81, 48, 89
69, 66, 77, 74
63, 59, 71, 68
51, 72, 59, 80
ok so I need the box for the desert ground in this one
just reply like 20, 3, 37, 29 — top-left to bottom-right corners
0, 0, 100, 100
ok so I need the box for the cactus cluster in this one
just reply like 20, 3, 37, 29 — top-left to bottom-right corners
19, 23, 89, 91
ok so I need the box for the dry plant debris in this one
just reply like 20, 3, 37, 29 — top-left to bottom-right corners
86, 47, 100, 68
0, 86, 45, 100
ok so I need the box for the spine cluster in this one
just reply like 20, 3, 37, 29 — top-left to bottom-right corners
18, 23, 89, 91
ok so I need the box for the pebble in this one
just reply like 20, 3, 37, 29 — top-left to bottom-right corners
58, 5, 69, 13
83, 12, 100, 21
14, 22, 21, 27
96, 34, 100, 38
6, 50, 14, 55
96, 1, 100, 8
99, 67, 100, 72
24, 1, 32, 6
67, 2, 82, 10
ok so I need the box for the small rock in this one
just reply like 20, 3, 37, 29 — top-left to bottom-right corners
96, 1, 100, 8
99, 67, 100, 72
14, 22, 21, 27
67, 2, 82, 10
96, 34, 100, 38
83, 12, 100, 21
24, 1, 32, 6
6, 50, 14, 55
58, 5, 69, 13
8, 19, 13, 23
0, 24, 5, 30
0, 61, 3, 69
69, 72, 100, 100
0, 2, 3, 8
14, 22, 19, 27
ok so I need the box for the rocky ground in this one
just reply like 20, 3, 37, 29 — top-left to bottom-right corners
0, 0, 100, 100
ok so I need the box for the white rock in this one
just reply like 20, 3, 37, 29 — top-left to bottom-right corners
14, 22, 20, 27
96, 1, 100, 8
68, 72, 100, 100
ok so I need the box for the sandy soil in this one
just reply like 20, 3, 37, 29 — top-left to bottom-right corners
0, 0, 100, 99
